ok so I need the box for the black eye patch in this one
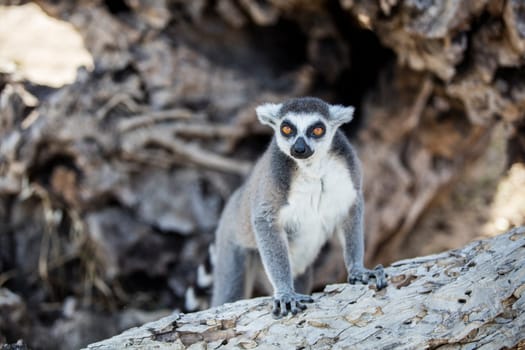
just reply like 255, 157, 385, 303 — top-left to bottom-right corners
280, 120, 296, 137
307, 122, 326, 138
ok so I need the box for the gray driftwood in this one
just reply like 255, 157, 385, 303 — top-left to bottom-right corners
86, 227, 525, 349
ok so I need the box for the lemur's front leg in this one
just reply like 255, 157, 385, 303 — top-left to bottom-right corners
342, 193, 387, 290
253, 208, 313, 318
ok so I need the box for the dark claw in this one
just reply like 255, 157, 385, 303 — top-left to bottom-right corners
372, 265, 387, 290
290, 301, 300, 315
348, 265, 388, 290
272, 292, 313, 318
299, 294, 314, 303
272, 299, 281, 317
283, 300, 290, 316
348, 270, 367, 285
361, 272, 370, 284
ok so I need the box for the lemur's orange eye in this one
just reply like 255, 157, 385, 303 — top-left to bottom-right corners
281, 125, 293, 135
312, 127, 324, 136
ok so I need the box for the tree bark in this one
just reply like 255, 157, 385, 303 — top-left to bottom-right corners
86, 227, 525, 350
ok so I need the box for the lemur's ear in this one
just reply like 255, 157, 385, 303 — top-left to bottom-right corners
329, 105, 354, 126
256, 103, 282, 127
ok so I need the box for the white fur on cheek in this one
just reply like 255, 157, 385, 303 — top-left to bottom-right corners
275, 113, 328, 158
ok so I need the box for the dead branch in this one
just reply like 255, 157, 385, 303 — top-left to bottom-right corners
86, 227, 525, 349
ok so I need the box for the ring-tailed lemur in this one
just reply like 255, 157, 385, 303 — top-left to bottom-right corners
190, 97, 386, 317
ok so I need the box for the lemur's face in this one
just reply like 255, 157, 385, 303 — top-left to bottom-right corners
274, 113, 331, 160
255, 98, 354, 161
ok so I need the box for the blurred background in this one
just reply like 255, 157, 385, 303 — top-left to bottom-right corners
0, 0, 524, 348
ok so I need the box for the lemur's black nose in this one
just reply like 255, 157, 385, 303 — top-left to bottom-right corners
291, 137, 313, 159
294, 138, 306, 153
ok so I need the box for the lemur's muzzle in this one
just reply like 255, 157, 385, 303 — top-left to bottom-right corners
291, 137, 313, 159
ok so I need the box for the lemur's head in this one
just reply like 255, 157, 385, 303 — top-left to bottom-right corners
256, 97, 354, 161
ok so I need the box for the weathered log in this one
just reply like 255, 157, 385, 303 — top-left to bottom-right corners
86, 227, 525, 349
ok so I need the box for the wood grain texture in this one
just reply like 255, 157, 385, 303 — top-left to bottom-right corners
87, 226, 525, 350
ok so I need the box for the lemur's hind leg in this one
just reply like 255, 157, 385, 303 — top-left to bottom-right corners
293, 266, 313, 295
211, 241, 247, 307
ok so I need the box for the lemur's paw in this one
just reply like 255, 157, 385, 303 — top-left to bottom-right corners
348, 264, 387, 290
272, 292, 313, 318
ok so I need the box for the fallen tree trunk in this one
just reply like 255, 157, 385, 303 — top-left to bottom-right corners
86, 227, 525, 349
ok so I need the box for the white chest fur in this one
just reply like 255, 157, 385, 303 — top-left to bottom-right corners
279, 155, 357, 276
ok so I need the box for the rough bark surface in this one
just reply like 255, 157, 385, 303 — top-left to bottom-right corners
86, 227, 525, 350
